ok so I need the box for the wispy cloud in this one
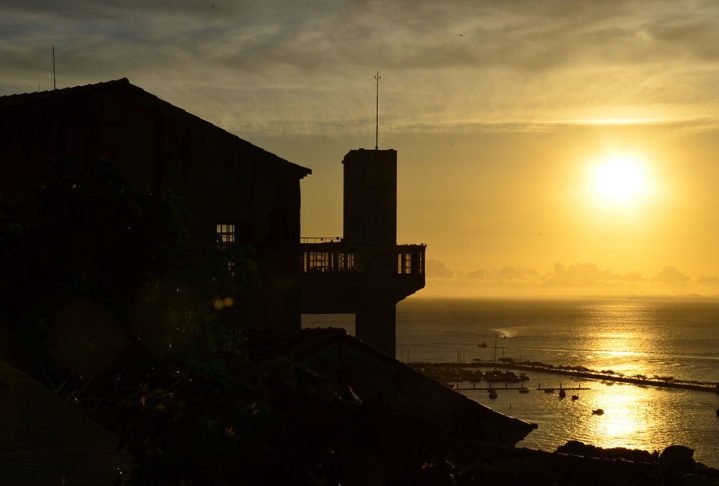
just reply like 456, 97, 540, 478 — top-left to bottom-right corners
3, 1, 719, 135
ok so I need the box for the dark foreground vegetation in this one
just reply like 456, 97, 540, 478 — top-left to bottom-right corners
2, 159, 719, 485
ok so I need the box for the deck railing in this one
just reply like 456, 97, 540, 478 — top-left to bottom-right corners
300, 236, 342, 244
300, 239, 425, 276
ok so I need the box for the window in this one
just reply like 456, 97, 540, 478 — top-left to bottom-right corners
216, 223, 236, 250
398, 252, 412, 274
217, 223, 238, 276
307, 251, 329, 272
338, 252, 355, 272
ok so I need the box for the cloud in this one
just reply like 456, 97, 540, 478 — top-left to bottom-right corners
544, 262, 613, 287
493, 266, 539, 281
622, 271, 646, 283
654, 266, 690, 285
466, 269, 485, 280
4, 0, 719, 136
426, 259, 454, 278
440, 262, 656, 288
698, 275, 719, 285
542, 262, 652, 288
421, 259, 715, 298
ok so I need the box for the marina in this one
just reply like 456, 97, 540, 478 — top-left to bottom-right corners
306, 297, 719, 467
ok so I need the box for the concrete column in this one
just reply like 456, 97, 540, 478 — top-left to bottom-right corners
355, 299, 396, 357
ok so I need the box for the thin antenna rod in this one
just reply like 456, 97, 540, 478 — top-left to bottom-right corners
374, 70, 381, 150
52, 45, 56, 90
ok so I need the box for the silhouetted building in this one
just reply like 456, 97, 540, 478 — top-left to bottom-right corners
0, 78, 311, 330
301, 149, 425, 356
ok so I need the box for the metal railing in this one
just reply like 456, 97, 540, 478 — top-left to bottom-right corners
300, 240, 425, 276
300, 236, 342, 244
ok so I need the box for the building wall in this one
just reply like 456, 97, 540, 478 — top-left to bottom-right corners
0, 80, 309, 330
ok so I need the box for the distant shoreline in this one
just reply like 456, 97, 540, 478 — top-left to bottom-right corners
410, 359, 719, 394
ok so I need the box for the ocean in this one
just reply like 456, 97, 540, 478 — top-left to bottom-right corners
302, 297, 719, 467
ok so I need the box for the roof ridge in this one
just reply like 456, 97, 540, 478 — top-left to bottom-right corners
0, 77, 311, 175
0, 78, 130, 101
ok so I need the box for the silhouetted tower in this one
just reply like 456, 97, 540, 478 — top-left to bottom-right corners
300, 148, 425, 357
343, 148, 396, 246
344, 149, 397, 353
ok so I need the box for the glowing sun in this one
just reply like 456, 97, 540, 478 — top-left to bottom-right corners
587, 152, 653, 208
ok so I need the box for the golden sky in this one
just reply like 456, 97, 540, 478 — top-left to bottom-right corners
4, 0, 719, 296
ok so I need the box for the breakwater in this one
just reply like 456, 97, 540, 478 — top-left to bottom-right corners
410, 359, 719, 394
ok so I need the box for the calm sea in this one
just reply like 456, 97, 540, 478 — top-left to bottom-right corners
302, 297, 719, 467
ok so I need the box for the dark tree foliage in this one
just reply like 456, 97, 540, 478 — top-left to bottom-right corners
0, 157, 253, 383
0, 157, 378, 485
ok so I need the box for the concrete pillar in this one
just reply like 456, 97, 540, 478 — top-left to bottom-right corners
355, 299, 396, 357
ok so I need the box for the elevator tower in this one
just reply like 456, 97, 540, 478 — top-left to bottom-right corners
300, 148, 425, 356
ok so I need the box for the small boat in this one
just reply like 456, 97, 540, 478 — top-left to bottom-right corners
485, 370, 524, 383
558, 389, 566, 399
488, 389, 498, 399
592, 409, 604, 415
571, 395, 579, 401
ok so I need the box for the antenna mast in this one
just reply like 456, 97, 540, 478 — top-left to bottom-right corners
52, 45, 56, 90
374, 70, 381, 150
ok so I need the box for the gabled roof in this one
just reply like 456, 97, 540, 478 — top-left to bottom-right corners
0, 78, 311, 178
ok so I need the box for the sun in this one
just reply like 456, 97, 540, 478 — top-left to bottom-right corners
587, 152, 653, 208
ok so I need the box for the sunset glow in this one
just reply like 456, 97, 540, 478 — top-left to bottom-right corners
4, 1, 719, 297
6, 1, 719, 475
587, 152, 654, 209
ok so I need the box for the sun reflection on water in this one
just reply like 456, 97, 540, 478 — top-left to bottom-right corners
588, 387, 648, 448
578, 316, 659, 449
582, 308, 655, 379
396, 297, 719, 466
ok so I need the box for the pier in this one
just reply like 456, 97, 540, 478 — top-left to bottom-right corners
536, 384, 591, 391
489, 361, 719, 393
450, 382, 591, 392
451, 384, 532, 391
411, 360, 719, 394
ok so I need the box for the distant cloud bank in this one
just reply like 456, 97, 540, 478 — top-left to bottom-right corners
425, 259, 719, 297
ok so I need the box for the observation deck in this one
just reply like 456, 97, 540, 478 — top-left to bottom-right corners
300, 237, 425, 312
299, 237, 425, 356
